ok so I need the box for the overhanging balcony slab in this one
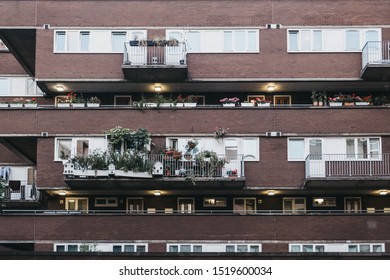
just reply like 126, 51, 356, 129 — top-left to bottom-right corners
361, 64, 390, 81
303, 176, 390, 189
63, 176, 246, 190
122, 65, 188, 82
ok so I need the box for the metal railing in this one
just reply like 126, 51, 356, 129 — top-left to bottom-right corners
123, 42, 187, 65
361, 40, 390, 69
306, 153, 390, 178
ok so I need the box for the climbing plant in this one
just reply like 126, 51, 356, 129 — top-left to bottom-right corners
105, 127, 151, 152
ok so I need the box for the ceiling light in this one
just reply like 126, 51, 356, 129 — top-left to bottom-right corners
154, 86, 162, 92
267, 190, 276, 196
58, 191, 66, 196
154, 190, 161, 196
267, 85, 275, 91
379, 190, 388, 196
55, 85, 64, 92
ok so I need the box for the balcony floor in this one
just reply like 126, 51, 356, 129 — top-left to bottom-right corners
303, 176, 390, 189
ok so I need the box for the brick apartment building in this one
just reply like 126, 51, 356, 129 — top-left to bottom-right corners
0, 0, 389, 256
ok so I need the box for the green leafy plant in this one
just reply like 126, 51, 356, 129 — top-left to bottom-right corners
0, 178, 8, 208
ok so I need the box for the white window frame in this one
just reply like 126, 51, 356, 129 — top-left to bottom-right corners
54, 243, 148, 252
111, 31, 127, 53
203, 197, 227, 207
54, 137, 107, 161
0, 78, 10, 95
233, 197, 257, 214
290, 243, 384, 253
65, 197, 89, 212
288, 28, 381, 52
94, 197, 118, 207
283, 197, 306, 214
345, 137, 381, 160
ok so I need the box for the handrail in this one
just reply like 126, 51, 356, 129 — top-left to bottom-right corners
361, 40, 390, 69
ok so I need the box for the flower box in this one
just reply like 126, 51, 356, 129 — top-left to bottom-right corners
256, 103, 271, 107
0, 103, 9, 108
24, 103, 38, 108
222, 103, 236, 107
72, 103, 85, 108
87, 103, 100, 107
57, 103, 71, 108
9, 103, 23, 108
241, 103, 255, 107
146, 103, 158, 108
159, 103, 173, 108
344, 102, 355, 106
115, 170, 152, 178
183, 103, 197, 107
329, 102, 343, 107
355, 102, 370, 106
175, 103, 184, 107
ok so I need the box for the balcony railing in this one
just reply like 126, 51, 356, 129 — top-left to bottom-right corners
361, 40, 390, 69
123, 42, 187, 65
305, 153, 390, 178
64, 153, 244, 179
3, 181, 39, 201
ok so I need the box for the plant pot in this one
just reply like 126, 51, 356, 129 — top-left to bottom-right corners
257, 103, 271, 107
72, 103, 85, 108
222, 103, 236, 107
9, 103, 23, 108
146, 103, 158, 108
355, 102, 370, 106
183, 103, 197, 107
57, 103, 71, 108
159, 103, 173, 108
24, 103, 37, 108
312, 101, 319, 106
129, 40, 139, 46
329, 102, 343, 107
87, 103, 100, 107
241, 103, 254, 107
344, 102, 355, 106
0, 103, 9, 108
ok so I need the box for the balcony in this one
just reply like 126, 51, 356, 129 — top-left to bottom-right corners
304, 153, 390, 188
122, 42, 188, 82
361, 41, 390, 81
63, 154, 245, 189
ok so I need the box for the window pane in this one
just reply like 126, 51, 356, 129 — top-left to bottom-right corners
226, 245, 235, 253
237, 245, 248, 252
313, 30, 322, 51
315, 245, 325, 252
288, 31, 299, 51
112, 32, 126, 52
80, 31, 90, 51
0, 79, 9, 95
187, 32, 201, 52
68, 245, 78, 252
136, 246, 146, 253
346, 139, 355, 158
360, 245, 370, 253
124, 245, 135, 252
247, 31, 257, 51
290, 245, 301, 252
58, 139, 72, 159
180, 245, 191, 252
224, 31, 233, 51
302, 245, 313, 252
56, 245, 65, 252
346, 30, 360, 50
369, 138, 380, 157
348, 245, 358, 252
365, 30, 379, 42
67, 31, 78, 52
250, 245, 259, 253
78, 199, 88, 211
301, 30, 311, 51
288, 139, 304, 160
373, 245, 382, 253
169, 245, 179, 253
113, 245, 122, 253
357, 138, 368, 158
193, 245, 202, 253
55, 31, 66, 51
309, 139, 322, 156
234, 31, 245, 51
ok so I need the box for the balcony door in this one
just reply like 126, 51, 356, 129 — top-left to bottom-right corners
233, 198, 256, 214
308, 139, 325, 177
273, 95, 291, 106
65, 197, 88, 212
345, 197, 361, 213
127, 198, 144, 213
283, 198, 306, 214
178, 198, 195, 213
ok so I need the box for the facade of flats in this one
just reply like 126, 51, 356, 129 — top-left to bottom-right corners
0, 0, 390, 256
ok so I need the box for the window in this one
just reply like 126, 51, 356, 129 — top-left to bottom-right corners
346, 138, 380, 159
224, 139, 238, 160
312, 197, 336, 207
0, 78, 9, 95
233, 198, 256, 214
203, 198, 227, 207
76, 140, 89, 157
56, 139, 72, 160
186, 31, 201, 52
283, 198, 306, 214
55, 31, 66, 51
288, 28, 380, 52
226, 244, 260, 253
112, 32, 127, 52
127, 198, 144, 213
289, 244, 325, 253
80, 31, 90, 51
242, 138, 259, 161
95, 198, 118, 207
55, 243, 147, 252
288, 138, 305, 161
178, 198, 195, 213
114, 95, 132, 106
65, 197, 88, 212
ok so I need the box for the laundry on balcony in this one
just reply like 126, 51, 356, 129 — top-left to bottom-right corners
0, 166, 11, 183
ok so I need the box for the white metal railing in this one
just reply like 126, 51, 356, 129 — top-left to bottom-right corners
306, 153, 390, 178
3, 180, 39, 201
361, 40, 390, 69
123, 42, 187, 65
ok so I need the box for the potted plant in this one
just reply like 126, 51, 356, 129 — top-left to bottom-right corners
254, 98, 272, 107
87, 96, 101, 107
0, 101, 9, 108
328, 95, 343, 107
220, 97, 239, 107
72, 94, 86, 108
24, 98, 37, 108
355, 95, 371, 106
241, 100, 255, 107
311, 91, 326, 106
213, 126, 229, 141
57, 93, 76, 107
10, 97, 25, 108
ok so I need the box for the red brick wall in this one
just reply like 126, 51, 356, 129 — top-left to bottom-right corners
0, 52, 26, 74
